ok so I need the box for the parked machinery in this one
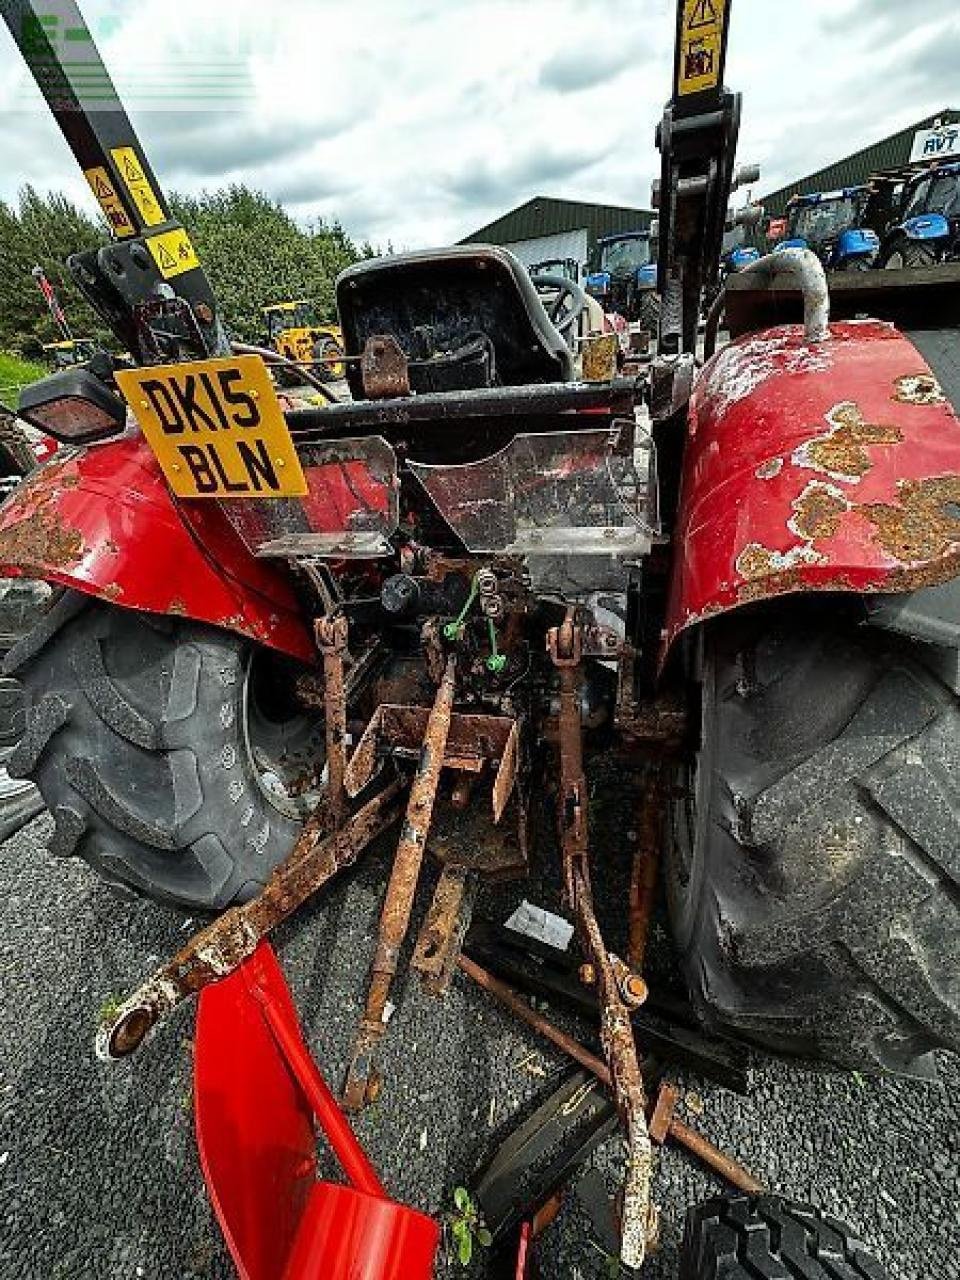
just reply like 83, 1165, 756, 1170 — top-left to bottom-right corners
263, 299, 345, 381
585, 228, 661, 332
876, 160, 960, 268
773, 186, 880, 270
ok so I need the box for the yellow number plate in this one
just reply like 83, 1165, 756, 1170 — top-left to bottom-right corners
115, 355, 308, 499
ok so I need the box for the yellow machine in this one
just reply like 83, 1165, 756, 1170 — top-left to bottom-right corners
262, 301, 345, 382
42, 338, 98, 369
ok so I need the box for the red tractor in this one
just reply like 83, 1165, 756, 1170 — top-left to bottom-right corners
1, 0, 957, 1273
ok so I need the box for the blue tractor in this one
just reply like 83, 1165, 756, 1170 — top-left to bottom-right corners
585, 229, 660, 331
773, 187, 880, 270
877, 160, 960, 269
720, 243, 760, 279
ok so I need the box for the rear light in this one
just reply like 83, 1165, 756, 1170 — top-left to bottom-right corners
17, 368, 127, 444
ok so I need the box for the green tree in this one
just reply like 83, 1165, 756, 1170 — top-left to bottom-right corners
0, 182, 365, 356
0, 185, 109, 355
168, 185, 363, 342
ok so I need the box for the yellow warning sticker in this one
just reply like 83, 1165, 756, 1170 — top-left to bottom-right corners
84, 166, 135, 238
146, 228, 201, 279
110, 146, 165, 227
678, 0, 727, 96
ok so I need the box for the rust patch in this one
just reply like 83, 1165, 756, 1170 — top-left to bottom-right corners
790, 482, 847, 541
167, 597, 187, 615
886, 546, 960, 592
343, 658, 458, 1113
737, 566, 806, 603
101, 582, 123, 601
735, 542, 823, 582
893, 374, 946, 406
755, 458, 783, 480
862, 474, 960, 563
0, 507, 83, 572
794, 401, 902, 482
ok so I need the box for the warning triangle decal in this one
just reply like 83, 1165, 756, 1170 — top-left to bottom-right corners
93, 174, 113, 198
689, 0, 717, 28
122, 154, 144, 182
158, 244, 177, 270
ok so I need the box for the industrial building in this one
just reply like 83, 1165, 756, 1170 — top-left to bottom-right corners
460, 196, 652, 274
758, 108, 959, 222
460, 109, 958, 270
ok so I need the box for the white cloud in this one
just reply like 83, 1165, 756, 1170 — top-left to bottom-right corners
0, 0, 956, 249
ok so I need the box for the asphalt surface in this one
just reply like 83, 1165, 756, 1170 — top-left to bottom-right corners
1, 794, 958, 1280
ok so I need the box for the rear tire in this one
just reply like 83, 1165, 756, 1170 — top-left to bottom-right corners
680, 1194, 889, 1280
882, 240, 936, 269
667, 611, 960, 1076
5, 592, 324, 911
635, 291, 661, 338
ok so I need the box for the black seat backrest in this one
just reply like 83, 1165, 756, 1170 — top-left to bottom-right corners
336, 245, 573, 399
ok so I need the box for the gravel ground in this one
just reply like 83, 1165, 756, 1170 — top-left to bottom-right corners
1, 799, 958, 1280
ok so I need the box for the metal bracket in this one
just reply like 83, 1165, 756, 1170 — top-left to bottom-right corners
345, 703, 519, 823
361, 333, 411, 399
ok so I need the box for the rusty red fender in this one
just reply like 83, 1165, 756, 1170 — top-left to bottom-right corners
663, 320, 960, 660
0, 432, 313, 659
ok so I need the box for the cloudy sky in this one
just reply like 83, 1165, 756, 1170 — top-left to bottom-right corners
0, 0, 958, 249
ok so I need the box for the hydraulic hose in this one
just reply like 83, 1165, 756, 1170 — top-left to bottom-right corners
230, 340, 338, 404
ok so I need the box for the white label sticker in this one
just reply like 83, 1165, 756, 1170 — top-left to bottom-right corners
504, 900, 575, 951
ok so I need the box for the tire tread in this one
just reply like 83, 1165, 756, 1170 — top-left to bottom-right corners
680, 1196, 889, 1280
10, 591, 305, 910
669, 615, 960, 1074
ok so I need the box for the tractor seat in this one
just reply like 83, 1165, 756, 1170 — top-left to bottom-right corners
336, 245, 574, 399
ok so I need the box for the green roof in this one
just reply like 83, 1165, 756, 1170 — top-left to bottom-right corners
460, 195, 653, 249
760, 108, 960, 218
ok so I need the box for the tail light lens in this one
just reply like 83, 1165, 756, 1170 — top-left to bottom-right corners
17, 368, 127, 445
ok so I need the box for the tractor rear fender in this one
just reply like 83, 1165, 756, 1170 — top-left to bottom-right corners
901, 212, 950, 242
0, 432, 313, 660
662, 319, 960, 663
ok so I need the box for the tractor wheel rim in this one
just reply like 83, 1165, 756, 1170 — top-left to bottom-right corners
241, 650, 327, 819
